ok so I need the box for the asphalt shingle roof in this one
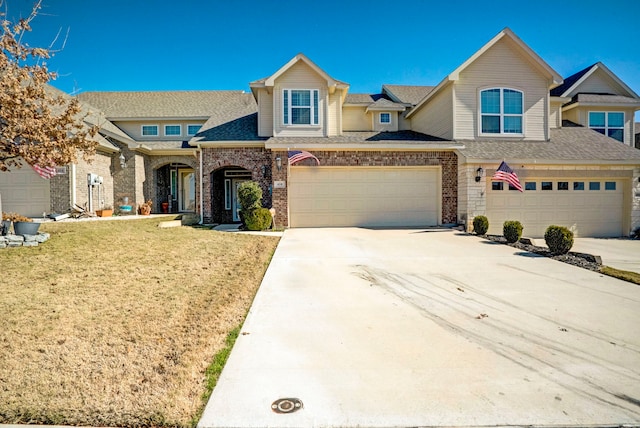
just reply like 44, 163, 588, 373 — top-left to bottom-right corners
459, 125, 640, 162
77, 91, 253, 119
266, 130, 453, 145
344, 93, 389, 104
568, 93, 640, 105
382, 85, 435, 105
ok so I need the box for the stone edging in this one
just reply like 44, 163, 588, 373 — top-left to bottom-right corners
0, 233, 51, 248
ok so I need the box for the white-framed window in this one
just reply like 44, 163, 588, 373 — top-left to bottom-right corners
141, 125, 159, 136
480, 88, 523, 135
187, 124, 201, 136
164, 125, 181, 136
379, 112, 391, 124
283, 89, 319, 125
588, 112, 624, 142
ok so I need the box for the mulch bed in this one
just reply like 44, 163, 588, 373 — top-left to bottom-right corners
484, 234, 602, 272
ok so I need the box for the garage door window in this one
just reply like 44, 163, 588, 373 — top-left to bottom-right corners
541, 182, 553, 190
605, 182, 616, 190
492, 182, 504, 190
524, 182, 536, 191
589, 182, 601, 191
573, 182, 584, 191
558, 182, 569, 191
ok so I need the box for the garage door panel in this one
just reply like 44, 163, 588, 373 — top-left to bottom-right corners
487, 179, 624, 237
290, 167, 440, 228
0, 164, 50, 217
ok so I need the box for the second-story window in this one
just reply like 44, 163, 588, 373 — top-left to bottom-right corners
283, 89, 319, 125
480, 88, 523, 135
589, 112, 624, 142
187, 124, 201, 136
379, 112, 391, 124
165, 125, 181, 136
141, 125, 159, 136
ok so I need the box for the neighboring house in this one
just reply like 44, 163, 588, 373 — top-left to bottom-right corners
2, 27, 640, 237
636, 122, 640, 149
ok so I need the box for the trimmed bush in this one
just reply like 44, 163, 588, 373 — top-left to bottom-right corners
544, 225, 574, 255
472, 215, 489, 235
237, 181, 262, 212
243, 207, 273, 231
503, 220, 523, 243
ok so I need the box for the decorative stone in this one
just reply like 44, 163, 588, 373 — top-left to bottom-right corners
35, 233, 50, 243
0, 242, 6, 248
7, 241, 22, 247
22, 241, 38, 247
23, 235, 37, 242
5, 234, 24, 243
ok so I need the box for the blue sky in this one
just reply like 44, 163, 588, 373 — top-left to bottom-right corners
7, 0, 640, 119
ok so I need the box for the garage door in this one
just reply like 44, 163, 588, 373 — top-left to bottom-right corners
289, 166, 440, 227
0, 164, 50, 217
486, 178, 624, 238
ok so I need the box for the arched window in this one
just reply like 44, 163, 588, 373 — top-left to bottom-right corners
480, 88, 523, 135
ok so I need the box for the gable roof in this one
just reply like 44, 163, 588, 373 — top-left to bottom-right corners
189, 93, 261, 144
77, 91, 250, 119
406, 28, 563, 119
550, 62, 639, 99
249, 53, 349, 95
382, 85, 435, 106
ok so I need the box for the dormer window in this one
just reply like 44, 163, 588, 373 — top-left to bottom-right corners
379, 112, 391, 124
589, 112, 624, 142
283, 89, 319, 125
141, 125, 159, 136
480, 88, 523, 135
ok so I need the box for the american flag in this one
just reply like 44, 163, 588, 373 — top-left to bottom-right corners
288, 150, 319, 166
32, 164, 57, 179
492, 161, 523, 192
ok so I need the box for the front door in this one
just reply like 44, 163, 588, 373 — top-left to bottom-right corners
178, 169, 195, 212
232, 179, 248, 221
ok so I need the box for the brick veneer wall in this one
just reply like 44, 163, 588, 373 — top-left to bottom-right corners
201, 148, 273, 223
272, 150, 458, 227
145, 154, 197, 212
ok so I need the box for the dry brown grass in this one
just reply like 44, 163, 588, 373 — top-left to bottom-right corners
0, 217, 279, 427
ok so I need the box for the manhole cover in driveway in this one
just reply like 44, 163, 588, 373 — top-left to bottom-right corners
271, 398, 303, 414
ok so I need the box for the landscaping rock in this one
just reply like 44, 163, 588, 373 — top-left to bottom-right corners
22, 241, 38, 247
0, 232, 49, 249
35, 233, 50, 243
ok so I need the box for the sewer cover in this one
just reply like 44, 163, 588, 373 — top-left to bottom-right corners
271, 398, 303, 414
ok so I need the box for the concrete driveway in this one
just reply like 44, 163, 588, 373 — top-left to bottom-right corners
199, 228, 640, 428
572, 238, 640, 274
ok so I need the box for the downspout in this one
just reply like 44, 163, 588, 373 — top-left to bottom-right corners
198, 144, 203, 224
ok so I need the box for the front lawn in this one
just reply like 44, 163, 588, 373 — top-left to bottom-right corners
0, 217, 279, 427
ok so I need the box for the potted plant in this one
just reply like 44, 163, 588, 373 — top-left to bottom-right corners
139, 199, 152, 215
96, 206, 113, 217
9, 213, 40, 236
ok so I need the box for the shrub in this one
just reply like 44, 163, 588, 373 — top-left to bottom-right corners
503, 220, 523, 243
544, 225, 574, 255
472, 215, 489, 235
243, 207, 273, 231
237, 181, 262, 212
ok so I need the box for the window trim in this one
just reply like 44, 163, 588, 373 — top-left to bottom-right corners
379, 112, 391, 124
186, 124, 202, 136
282, 88, 320, 126
164, 124, 182, 137
141, 124, 159, 137
588, 111, 624, 142
479, 87, 524, 136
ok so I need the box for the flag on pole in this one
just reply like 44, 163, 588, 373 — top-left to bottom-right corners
32, 164, 57, 179
492, 161, 523, 192
288, 150, 319, 166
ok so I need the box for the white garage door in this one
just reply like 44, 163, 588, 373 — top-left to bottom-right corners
289, 166, 440, 227
486, 178, 624, 238
0, 164, 50, 217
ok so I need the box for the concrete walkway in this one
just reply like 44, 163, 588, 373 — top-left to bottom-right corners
199, 228, 640, 428
572, 237, 640, 274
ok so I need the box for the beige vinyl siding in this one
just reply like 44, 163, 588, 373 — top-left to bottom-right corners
273, 61, 326, 137
343, 106, 371, 131
550, 101, 563, 128
564, 69, 625, 97
114, 120, 205, 140
258, 89, 273, 137
410, 84, 454, 140
373, 111, 398, 132
563, 108, 579, 124
455, 38, 548, 140
328, 92, 341, 136
398, 113, 412, 131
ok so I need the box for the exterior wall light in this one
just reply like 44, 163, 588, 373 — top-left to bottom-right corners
275, 156, 282, 171
475, 167, 483, 182
119, 152, 126, 169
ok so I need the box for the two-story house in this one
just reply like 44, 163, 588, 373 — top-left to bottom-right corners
2, 28, 639, 238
